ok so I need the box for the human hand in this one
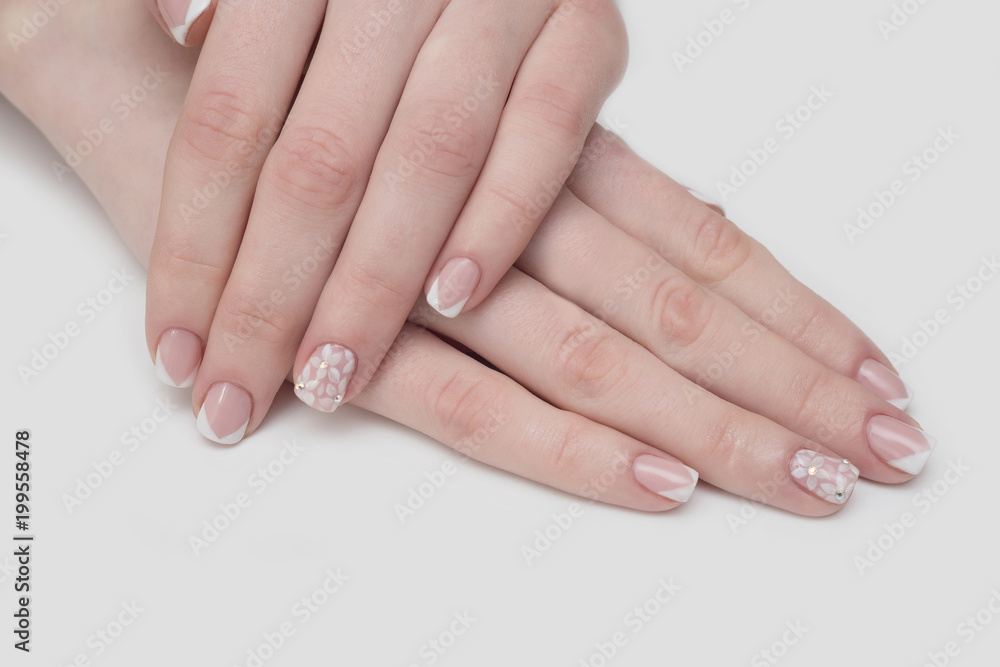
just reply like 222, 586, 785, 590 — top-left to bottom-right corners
142, 0, 628, 443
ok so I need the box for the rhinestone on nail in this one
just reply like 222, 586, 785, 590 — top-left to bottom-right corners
295, 381, 305, 389
333, 394, 343, 404
807, 466, 818, 475
319, 360, 329, 369
835, 490, 845, 499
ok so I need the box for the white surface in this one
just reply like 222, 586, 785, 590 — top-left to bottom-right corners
2, 1, 999, 665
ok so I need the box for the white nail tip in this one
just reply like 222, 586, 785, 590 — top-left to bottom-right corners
426, 278, 469, 319
154, 347, 197, 388
168, 0, 212, 46
196, 408, 247, 445
685, 186, 724, 210
658, 466, 699, 503
889, 450, 933, 475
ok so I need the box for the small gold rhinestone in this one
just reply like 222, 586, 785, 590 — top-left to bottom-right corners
807, 466, 818, 475
835, 490, 845, 499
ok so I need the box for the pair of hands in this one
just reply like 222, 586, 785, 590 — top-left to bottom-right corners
24, 0, 933, 513
143, 0, 626, 443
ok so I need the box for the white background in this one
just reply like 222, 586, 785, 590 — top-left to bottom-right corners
2, 1, 999, 665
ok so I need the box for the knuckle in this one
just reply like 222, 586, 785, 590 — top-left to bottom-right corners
556, 325, 629, 400
785, 303, 826, 348
399, 106, 481, 181
484, 179, 542, 234
178, 84, 270, 170
700, 410, 749, 464
542, 420, 588, 479
159, 238, 230, 284
218, 291, 295, 346
687, 210, 753, 284
266, 125, 360, 211
789, 369, 833, 426
516, 80, 589, 138
339, 262, 412, 313
431, 371, 505, 449
649, 273, 715, 351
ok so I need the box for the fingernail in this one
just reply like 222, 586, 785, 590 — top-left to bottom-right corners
856, 359, 913, 410
684, 186, 725, 214
197, 382, 251, 445
633, 454, 699, 502
294, 343, 357, 413
790, 449, 859, 504
158, 0, 211, 45
867, 415, 936, 475
155, 328, 202, 388
427, 258, 481, 318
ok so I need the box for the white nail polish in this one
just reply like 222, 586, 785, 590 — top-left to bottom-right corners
160, 0, 212, 46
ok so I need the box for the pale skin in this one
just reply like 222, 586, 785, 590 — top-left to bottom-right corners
0, 0, 930, 514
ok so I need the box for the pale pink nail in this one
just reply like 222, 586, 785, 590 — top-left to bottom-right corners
294, 344, 357, 413
155, 328, 202, 388
633, 454, 699, 502
790, 449, 859, 504
856, 359, 913, 410
426, 258, 481, 318
867, 415, 936, 475
158, 0, 211, 45
197, 382, 251, 445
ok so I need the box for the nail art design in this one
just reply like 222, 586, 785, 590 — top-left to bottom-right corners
154, 328, 202, 388
294, 344, 357, 413
633, 454, 700, 502
867, 416, 936, 475
790, 449, 859, 504
427, 258, 481, 318
196, 382, 251, 445
158, 0, 212, 45
856, 359, 913, 410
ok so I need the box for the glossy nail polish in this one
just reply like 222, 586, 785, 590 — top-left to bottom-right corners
294, 344, 357, 413
158, 0, 211, 45
856, 359, 913, 410
155, 328, 202, 388
197, 382, 251, 445
427, 258, 481, 318
633, 454, 699, 502
790, 449, 859, 504
867, 415, 936, 475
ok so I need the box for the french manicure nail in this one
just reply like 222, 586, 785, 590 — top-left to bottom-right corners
867, 415, 936, 475
790, 449, 859, 504
158, 0, 211, 45
856, 359, 913, 410
155, 328, 202, 388
633, 454, 699, 502
197, 382, 251, 445
427, 258, 481, 318
294, 343, 357, 413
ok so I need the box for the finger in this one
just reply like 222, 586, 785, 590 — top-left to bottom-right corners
191, 1, 441, 441
145, 1, 322, 398
292, 0, 552, 412
149, 0, 217, 46
422, 0, 627, 318
567, 126, 914, 409
351, 324, 697, 510
516, 191, 936, 481
418, 270, 862, 516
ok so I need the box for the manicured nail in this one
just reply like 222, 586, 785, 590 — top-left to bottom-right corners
196, 382, 251, 445
427, 258, 481, 318
294, 343, 357, 413
684, 186, 725, 213
155, 328, 202, 388
856, 359, 913, 410
633, 454, 699, 502
867, 415, 936, 475
158, 0, 211, 45
790, 449, 859, 504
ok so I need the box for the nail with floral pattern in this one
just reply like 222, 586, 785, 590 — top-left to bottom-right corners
294, 343, 357, 413
790, 449, 860, 504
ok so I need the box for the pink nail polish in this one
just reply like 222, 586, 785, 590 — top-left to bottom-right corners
790, 449, 859, 504
197, 382, 252, 445
633, 454, 699, 502
867, 415, 936, 475
155, 328, 202, 388
294, 344, 357, 413
856, 359, 913, 410
427, 258, 481, 318
158, 0, 211, 45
